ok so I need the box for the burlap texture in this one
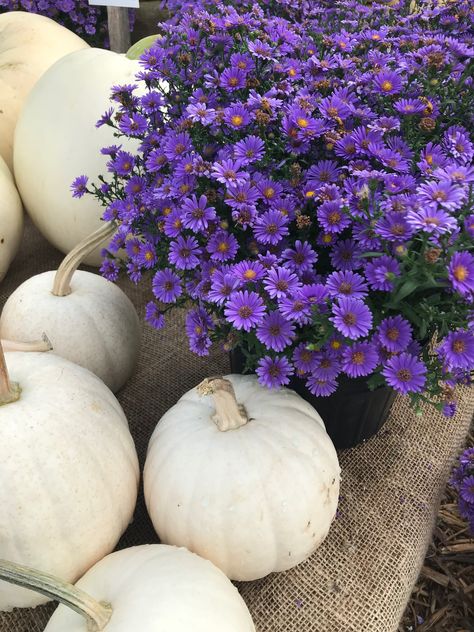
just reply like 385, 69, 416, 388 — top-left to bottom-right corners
0, 219, 472, 632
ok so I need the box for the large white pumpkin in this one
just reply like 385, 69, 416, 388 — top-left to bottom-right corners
144, 374, 340, 581
13, 48, 140, 266
0, 12, 88, 170
0, 545, 256, 631
0, 156, 23, 283
0, 350, 139, 610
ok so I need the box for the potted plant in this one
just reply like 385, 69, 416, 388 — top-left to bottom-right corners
74, 0, 474, 448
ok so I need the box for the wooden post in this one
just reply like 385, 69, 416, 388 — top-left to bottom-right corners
107, 6, 132, 53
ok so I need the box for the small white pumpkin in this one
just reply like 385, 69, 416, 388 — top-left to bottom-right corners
0, 156, 23, 283
144, 374, 340, 581
0, 222, 141, 393
0, 12, 88, 170
0, 345, 139, 610
0, 546, 255, 631
13, 48, 140, 265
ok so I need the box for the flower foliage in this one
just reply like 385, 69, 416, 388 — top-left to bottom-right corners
80, 0, 474, 412
450, 447, 474, 535
0, 0, 134, 46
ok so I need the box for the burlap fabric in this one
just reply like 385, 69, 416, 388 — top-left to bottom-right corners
1, 219, 473, 632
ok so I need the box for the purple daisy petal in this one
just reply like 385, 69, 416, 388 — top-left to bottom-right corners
381, 352, 427, 395
256, 355, 293, 388
330, 297, 373, 340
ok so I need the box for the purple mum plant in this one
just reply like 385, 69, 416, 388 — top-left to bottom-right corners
76, 0, 474, 414
450, 447, 474, 535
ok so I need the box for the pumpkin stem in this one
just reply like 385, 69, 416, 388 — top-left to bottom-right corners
197, 377, 249, 431
0, 340, 21, 405
52, 221, 117, 297
0, 559, 113, 631
2, 333, 52, 353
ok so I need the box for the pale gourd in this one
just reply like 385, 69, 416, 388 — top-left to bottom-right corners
0, 546, 256, 631
0, 12, 88, 170
0, 156, 23, 282
144, 374, 341, 581
0, 344, 139, 610
13, 48, 140, 265
0, 222, 141, 393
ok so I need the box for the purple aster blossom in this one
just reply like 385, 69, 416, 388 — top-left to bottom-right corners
317, 201, 351, 234
331, 297, 373, 340
442, 401, 457, 417
138, 242, 157, 269
382, 353, 427, 395
463, 214, 474, 238
264, 266, 301, 299
417, 180, 466, 210
435, 164, 474, 184
232, 260, 266, 283
299, 283, 330, 306
189, 332, 212, 357
220, 67, 247, 91
181, 194, 216, 232
207, 270, 240, 304
233, 136, 265, 164
164, 132, 193, 160
224, 104, 251, 129
460, 448, 474, 466
375, 213, 415, 242
256, 178, 284, 203
225, 181, 260, 209
169, 235, 201, 270
448, 252, 474, 296
306, 374, 338, 397
211, 159, 248, 186
140, 91, 165, 114
312, 350, 342, 380
207, 231, 239, 262
118, 113, 148, 137
393, 98, 426, 115
443, 125, 474, 163
232, 205, 257, 228
307, 160, 341, 185
278, 294, 312, 324
375, 148, 410, 173
163, 210, 184, 238
224, 290, 266, 331
378, 315, 413, 352
351, 127, 384, 154
342, 342, 379, 378
71, 175, 88, 198
438, 330, 474, 371
460, 476, 474, 504
145, 302, 165, 330
293, 344, 318, 375
373, 69, 403, 95
326, 270, 369, 299
247, 39, 274, 60
282, 240, 318, 272
185, 306, 214, 340
365, 256, 400, 291
256, 311, 295, 352
152, 268, 182, 303
254, 210, 289, 245
100, 258, 120, 282
230, 53, 255, 73
109, 151, 135, 176
368, 116, 400, 133
418, 143, 448, 174
330, 239, 363, 271
256, 355, 293, 389
406, 207, 457, 235
186, 103, 217, 126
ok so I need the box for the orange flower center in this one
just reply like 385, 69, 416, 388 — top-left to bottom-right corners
231, 115, 244, 126
381, 80, 393, 92
453, 265, 468, 281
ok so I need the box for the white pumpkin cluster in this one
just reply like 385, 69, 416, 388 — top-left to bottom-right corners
0, 17, 341, 632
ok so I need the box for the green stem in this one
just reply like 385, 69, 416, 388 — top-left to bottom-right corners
0, 559, 112, 632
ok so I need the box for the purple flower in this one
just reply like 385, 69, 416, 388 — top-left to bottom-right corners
224, 104, 251, 129
264, 267, 301, 299
109, 151, 135, 176
330, 297, 373, 340
181, 195, 216, 232
248, 39, 274, 60
207, 231, 239, 262
71, 175, 88, 198
145, 301, 165, 329
278, 294, 312, 324
417, 181, 466, 211
317, 201, 351, 234
438, 330, 474, 370
373, 69, 403, 95
164, 132, 193, 160
254, 210, 289, 245
293, 344, 317, 375
365, 256, 400, 291
312, 350, 341, 380
406, 207, 457, 235
282, 241, 318, 272
330, 239, 363, 271
448, 252, 474, 296
233, 136, 265, 164
220, 67, 247, 91
186, 103, 217, 126
211, 159, 248, 186
225, 181, 260, 209
381, 353, 427, 395
232, 260, 266, 283
208, 270, 240, 304
435, 164, 474, 185
224, 290, 266, 331
342, 342, 379, 377
256, 355, 293, 389
393, 98, 425, 115
118, 113, 147, 137
326, 271, 368, 299
306, 375, 338, 397
378, 315, 412, 352
152, 268, 182, 303
169, 235, 201, 270
460, 476, 474, 504
256, 311, 295, 352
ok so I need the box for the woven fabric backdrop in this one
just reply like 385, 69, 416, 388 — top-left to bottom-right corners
0, 219, 472, 632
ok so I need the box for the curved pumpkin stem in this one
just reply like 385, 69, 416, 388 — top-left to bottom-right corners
0, 340, 21, 405
197, 377, 249, 431
0, 559, 112, 631
52, 221, 117, 297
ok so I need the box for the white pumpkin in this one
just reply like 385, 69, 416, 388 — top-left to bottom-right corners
0, 545, 255, 631
0, 156, 23, 283
0, 12, 88, 170
144, 374, 340, 581
0, 347, 139, 610
13, 48, 140, 266
0, 222, 141, 393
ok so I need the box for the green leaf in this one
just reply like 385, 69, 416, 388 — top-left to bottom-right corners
126, 35, 161, 60
391, 279, 419, 304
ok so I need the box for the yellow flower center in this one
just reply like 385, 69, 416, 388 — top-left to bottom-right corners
352, 351, 365, 365
453, 340, 466, 354
218, 242, 229, 252
453, 265, 468, 281
423, 216, 440, 225
297, 117, 309, 128
243, 269, 257, 280
264, 187, 275, 198
322, 233, 333, 243
145, 251, 154, 261
381, 80, 393, 92
288, 68, 297, 77
331, 340, 341, 350
229, 77, 238, 86
231, 115, 244, 126
305, 190, 315, 198
426, 154, 433, 165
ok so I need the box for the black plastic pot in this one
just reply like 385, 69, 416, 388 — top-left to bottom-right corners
229, 348, 396, 451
